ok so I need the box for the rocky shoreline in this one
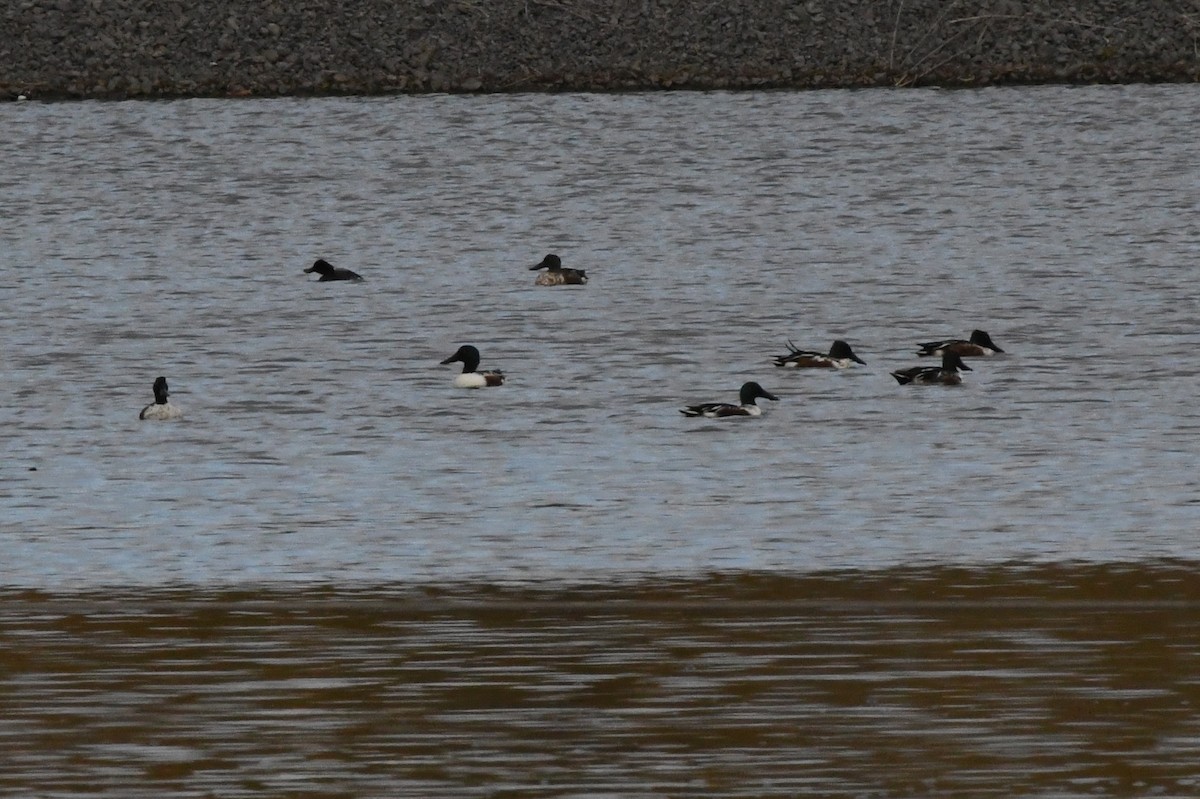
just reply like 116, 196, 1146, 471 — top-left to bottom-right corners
3, 0, 1199, 100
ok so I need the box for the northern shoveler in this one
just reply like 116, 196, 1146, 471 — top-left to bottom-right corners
917, 329, 1003, 357
304, 258, 364, 282
774, 339, 866, 369
680, 381, 779, 417
891, 352, 972, 386
440, 345, 505, 388
530, 254, 588, 286
139, 376, 183, 420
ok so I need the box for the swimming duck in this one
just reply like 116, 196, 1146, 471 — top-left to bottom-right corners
139, 376, 183, 420
530, 254, 588, 286
680, 381, 779, 417
774, 339, 866, 369
917, 329, 1003, 357
304, 258, 364, 282
440, 345, 505, 388
891, 352, 972, 386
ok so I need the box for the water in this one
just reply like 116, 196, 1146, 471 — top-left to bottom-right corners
3, 571, 1200, 797
2, 86, 1199, 795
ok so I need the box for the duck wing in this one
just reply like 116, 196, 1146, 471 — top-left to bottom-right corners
680, 402, 744, 418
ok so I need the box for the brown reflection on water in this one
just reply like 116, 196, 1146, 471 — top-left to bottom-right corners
2, 563, 1199, 797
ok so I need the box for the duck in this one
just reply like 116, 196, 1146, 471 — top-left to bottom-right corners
304, 258, 364, 282
680, 381, 779, 417
440, 345, 505, 388
917, 329, 1003, 357
773, 339, 866, 369
139, 376, 183, 420
530, 254, 588, 286
891, 352, 972, 386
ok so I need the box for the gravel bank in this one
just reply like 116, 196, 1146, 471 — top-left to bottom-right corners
3, 0, 1199, 99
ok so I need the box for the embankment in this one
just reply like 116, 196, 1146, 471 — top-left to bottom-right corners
3, 0, 1198, 99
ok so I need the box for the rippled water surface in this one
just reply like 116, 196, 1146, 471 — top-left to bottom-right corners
2, 86, 1199, 795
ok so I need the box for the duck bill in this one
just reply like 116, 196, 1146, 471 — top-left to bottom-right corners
762, 390, 779, 401
439, 355, 458, 365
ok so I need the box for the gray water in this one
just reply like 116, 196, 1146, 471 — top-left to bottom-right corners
2, 86, 1199, 796
4, 85, 1199, 586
